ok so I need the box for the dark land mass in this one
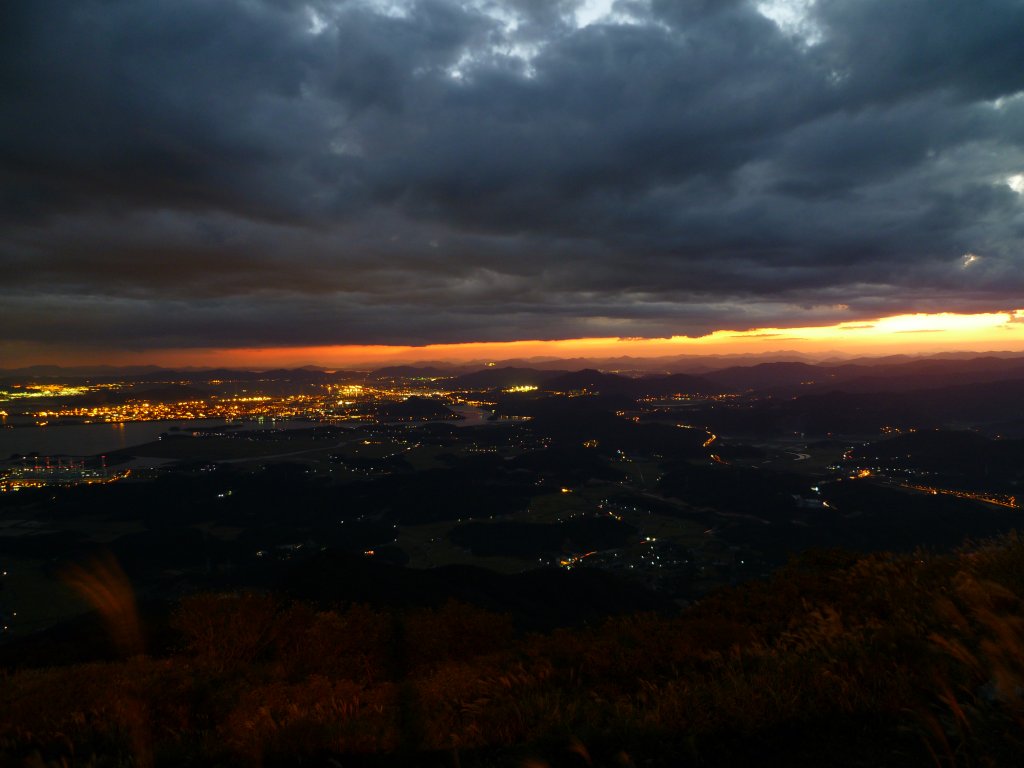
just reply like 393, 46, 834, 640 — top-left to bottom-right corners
73, 384, 212, 405
685, 355, 1024, 398
4, 358, 1024, 765
802, 355, 1024, 395
448, 517, 637, 558
376, 396, 460, 422
536, 368, 724, 398
449, 366, 569, 389
700, 361, 845, 393
671, 377, 1024, 438
369, 365, 461, 381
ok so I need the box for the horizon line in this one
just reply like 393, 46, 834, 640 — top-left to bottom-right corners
4, 309, 1024, 371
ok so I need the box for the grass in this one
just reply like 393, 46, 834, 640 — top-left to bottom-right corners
0, 556, 91, 635
4, 534, 1024, 766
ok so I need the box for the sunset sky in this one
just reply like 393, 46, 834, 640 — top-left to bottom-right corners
5, 309, 1024, 370
3, 0, 1024, 368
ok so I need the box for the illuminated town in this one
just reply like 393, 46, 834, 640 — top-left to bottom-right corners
0, 458, 130, 493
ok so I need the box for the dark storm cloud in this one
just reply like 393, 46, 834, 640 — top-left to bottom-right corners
2, 0, 1024, 352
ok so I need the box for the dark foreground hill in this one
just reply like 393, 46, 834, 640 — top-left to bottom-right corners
3, 535, 1024, 767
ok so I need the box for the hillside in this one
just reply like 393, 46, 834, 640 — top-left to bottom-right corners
3, 535, 1024, 766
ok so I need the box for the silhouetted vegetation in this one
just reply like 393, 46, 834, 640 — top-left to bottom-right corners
4, 535, 1024, 766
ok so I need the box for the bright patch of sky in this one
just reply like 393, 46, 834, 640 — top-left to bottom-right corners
443, 0, 545, 80
445, 0, 657, 80
306, 6, 328, 34
962, 253, 981, 268
574, 0, 654, 28
1008, 173, 1024, 194
357, 0, 412, 19
575, 0, 614, 27
756, 0, 824, 46
329, 136, 363, 157
326, 1, 660, 80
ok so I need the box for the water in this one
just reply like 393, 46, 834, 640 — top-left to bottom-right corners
0, 418, 313, 458
447, 405, 495, 426
0, 405, 495, 458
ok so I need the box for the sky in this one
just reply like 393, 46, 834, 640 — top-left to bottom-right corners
3, 0, 1024, 368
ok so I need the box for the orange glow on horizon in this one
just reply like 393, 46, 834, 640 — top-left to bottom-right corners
9, 309, 1024, 369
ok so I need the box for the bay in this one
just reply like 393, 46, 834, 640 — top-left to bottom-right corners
0, 418, 313, 458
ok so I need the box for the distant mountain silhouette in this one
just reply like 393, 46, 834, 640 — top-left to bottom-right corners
700, 361, 850, 392
370, 365, 458, 379
450, 367, 568, 389
440, 367, 728, 397
6, 354, 1024, 397
801, 356, 1024, 394
639, 372, 728, 395
782, 377, 1024, 434
541, 369, 635, 394
699, 356, 1024, 396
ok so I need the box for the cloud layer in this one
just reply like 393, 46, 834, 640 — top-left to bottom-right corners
3, 0, 1024, 353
